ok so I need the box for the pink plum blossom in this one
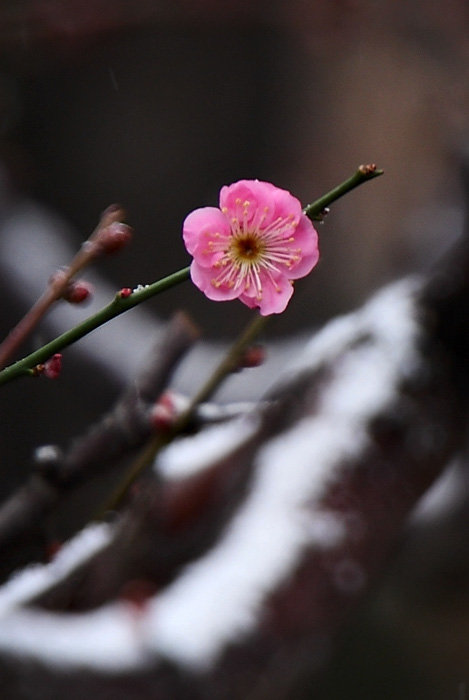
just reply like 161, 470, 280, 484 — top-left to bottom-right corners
183, 180, 319, 315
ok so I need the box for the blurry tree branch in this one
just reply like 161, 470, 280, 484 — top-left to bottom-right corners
0, 204, 130, 370
0, 312, 199, 579
0, 167, 467, 697
0, 204, 464, 698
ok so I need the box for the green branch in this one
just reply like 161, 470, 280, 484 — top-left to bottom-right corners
0, 163, 383, 388
304, 163, 383, 221
0, 267, 191, 386
97, 312, 269, 516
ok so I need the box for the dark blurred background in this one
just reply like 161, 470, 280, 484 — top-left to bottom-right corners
0, 1, 468, 697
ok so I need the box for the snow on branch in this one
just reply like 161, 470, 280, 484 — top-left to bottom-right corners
0, 312, 199, 579
0, 228, 466, 698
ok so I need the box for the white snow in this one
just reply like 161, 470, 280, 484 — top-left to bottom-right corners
145, 281, 420, 669
0, 279, 421, 672
411, 460, 467, 524
283, 277, 420, 382
0, 604, 145, 671
0, 523, 113, 615
158, 413, 260, 480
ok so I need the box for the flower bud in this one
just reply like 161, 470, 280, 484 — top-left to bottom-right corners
62, 279, 94, 304
43, 353, 62, 379
150, 391, 177, 432
238, 344, 266, 369
97, 221, 132, 254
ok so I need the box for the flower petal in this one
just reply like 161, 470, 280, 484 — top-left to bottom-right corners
190, 260, 241, 301
219, 181, 261, 214
183, 207, 230, 265
220, 180, 302, 230
183, 179, 320, 315
240, 273, 294, 315
267, 186, 303, 227
287, 215, 320, 279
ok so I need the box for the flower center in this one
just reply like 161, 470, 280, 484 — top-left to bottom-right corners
208, 201, 301, 299
231, 234, 264, 262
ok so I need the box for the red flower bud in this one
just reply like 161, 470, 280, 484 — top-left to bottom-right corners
150, 391, 177, 432
43, 353, 62, 379
97, 221, 132, 254
63, 279, 94, 304
118, 287, 133, 299
238, 344, 266, 368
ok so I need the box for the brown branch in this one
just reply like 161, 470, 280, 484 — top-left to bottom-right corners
0, 204, 129, 369
0, 186, 468, 697
0, 312, 199, 576
14, 243, 468, 697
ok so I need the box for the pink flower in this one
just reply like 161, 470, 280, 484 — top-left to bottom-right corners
183, 180, 319, 315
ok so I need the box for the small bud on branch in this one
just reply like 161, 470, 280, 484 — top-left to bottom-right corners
150, 391, 178, 433
238, 344, 266, 369
303, 164, 383, 221
0, 204, 132, 369
95, 222, 133, 255
62, 279, 94, 304
43, 353, 62, 379
0, 166, 382, 387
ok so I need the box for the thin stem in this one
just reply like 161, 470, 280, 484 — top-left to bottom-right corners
304, 163, 383, 221
0, 163, 383, 388
180, 313, 268, 415
0, 266, 191, 387
0, 205, 126, 369
98, 165, 384, 513
97, 313, 269, 516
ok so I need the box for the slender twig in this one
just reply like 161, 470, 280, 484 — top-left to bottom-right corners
304, 163, 383, 221
97, 165, 384, 513
0, 313, 199, 564
0, 267, 191, 387
97, 313, 268, 516
0, 205, 126, 369
0, 164, 382, 388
